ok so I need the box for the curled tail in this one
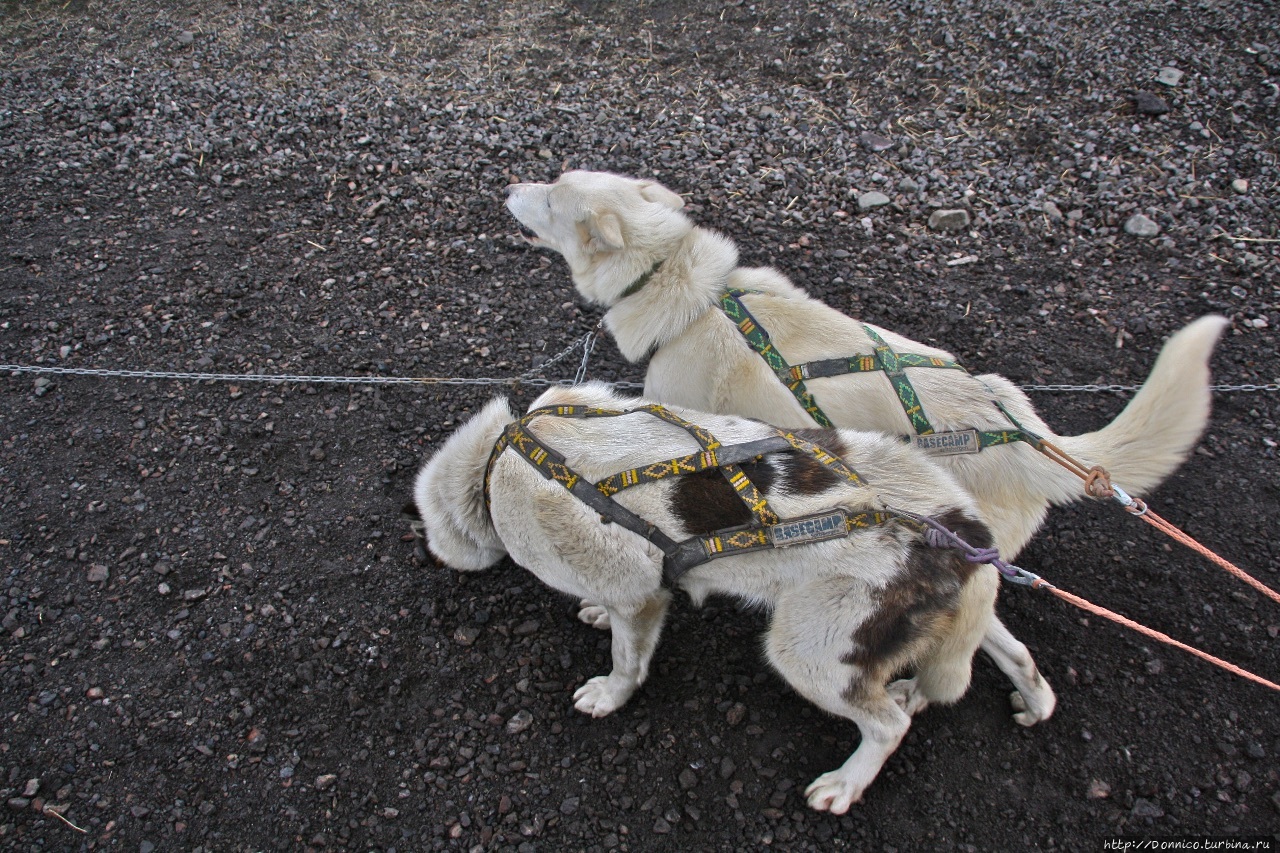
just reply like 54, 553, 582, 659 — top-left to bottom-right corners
1053, 315, 1229, 497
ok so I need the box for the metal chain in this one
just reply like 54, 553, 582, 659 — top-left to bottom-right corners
519, 325, 599, 380
1023, 383, 1280, 393
2, 364, 1274, 394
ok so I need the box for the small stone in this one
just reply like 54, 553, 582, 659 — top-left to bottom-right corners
652, 817, 672, 834
506, 710, 534, 735
7, 798, 30, 811
678, 768, 698, 789
315, 774, 338, 791
559, 797, 579, 815
86, 564, 109, 584
1231, 178, 1249, 194
1144, 659, 1163, 674
177, 31, 194, 46
1124, 213, 1160, 236
1131, 797, 1165, 818
1156, 67, 1183, 87
859, 132, 894, 152
22, 780, 39, 798
1042, 201, 1064, 221
1087, 779, 1111, 799
726, 702, 747, 726
512, 620, 540, 636
454, 625, 481, 646
897, 177, 919, 194
928, 209, 970, 231
537, 148, 553, 160
857, 191, 891, 211
99, 121, 117, 134
86, 687, 104, 700
33, 376, 53, 397
182, 588, 207, 601
1131, 91, 1170, 115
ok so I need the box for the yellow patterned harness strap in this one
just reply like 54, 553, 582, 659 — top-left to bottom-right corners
483, 403, 898, 583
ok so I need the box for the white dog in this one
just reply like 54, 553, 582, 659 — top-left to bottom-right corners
505, 170, 1226, 558
410, 382, 1054, 811
505, 169, 1226, 713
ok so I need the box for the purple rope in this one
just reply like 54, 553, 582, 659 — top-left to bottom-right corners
909, 511, 1019, 579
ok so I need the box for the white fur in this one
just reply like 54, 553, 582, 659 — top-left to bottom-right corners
414, 382, 1052, 809
506, 169, 1227, 562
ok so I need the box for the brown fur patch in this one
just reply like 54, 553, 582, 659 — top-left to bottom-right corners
842, 510, 992, 687
669, 430, 854, 533
775, 428, 849, 496
670, 459, 777, 535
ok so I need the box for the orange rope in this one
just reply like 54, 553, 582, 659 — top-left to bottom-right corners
1034, 438, 1280, 603
1044, 584, 1280, 692
1129, 505, 1280, 606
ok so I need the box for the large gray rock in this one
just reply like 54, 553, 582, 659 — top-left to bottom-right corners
928, 209, 970, 231
1124, 213, 1161, 236
857, 191, 891, 211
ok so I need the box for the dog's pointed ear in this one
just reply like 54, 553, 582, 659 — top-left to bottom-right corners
638, 180, 685, 211
586, 210, 625, 251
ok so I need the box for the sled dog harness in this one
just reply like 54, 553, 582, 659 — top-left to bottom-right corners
717, 289, 1033, 455
484, 404, 899, 584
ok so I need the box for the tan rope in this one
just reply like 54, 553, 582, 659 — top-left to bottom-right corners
1127, 502, 1280, 606
1034, 439, 1280, 603
1044, 585, 1280, 692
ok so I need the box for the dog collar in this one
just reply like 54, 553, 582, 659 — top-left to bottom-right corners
618, 258, 666, 301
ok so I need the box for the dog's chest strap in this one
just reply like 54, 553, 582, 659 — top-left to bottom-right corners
484, 404, 894, 584
718, 289, 1031, 452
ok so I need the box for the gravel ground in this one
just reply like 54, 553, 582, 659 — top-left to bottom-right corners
1, 1, 1278, 850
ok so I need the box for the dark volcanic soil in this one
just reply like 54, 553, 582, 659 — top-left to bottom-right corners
1, 1, 1278, 850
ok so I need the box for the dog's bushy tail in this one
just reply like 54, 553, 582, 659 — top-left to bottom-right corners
1053, 315, 1228, 498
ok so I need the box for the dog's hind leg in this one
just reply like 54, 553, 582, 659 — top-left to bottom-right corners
887, 563, 997, 720
573, 589, 672, 718
576, 600, 611, 630
981, 616, 1056, 726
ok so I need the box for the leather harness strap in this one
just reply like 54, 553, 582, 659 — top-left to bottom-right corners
484, 404, 900, 584
718, 289, 1032, 451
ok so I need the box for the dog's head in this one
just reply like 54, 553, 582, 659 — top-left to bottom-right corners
505, 170, 690, 305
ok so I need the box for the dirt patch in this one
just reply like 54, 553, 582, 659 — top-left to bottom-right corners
1, 1, 1277, 850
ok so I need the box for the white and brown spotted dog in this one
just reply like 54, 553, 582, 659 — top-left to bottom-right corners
505, 169, 1227, 717
410, 382, 1053, 812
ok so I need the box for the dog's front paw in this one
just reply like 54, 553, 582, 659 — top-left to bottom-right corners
572, 675, 634, 718
577, 600, 611, 630
1009, 682, 1056, 727
887, 678, 929, 717
804, 771, 866, 815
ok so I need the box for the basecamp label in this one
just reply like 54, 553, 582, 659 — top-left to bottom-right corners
913, 429, 981, 456
768, 510, 849, 548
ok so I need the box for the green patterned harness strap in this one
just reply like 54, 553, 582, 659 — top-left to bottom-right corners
718, 289, 1031, 451
484, 403, 900, 583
